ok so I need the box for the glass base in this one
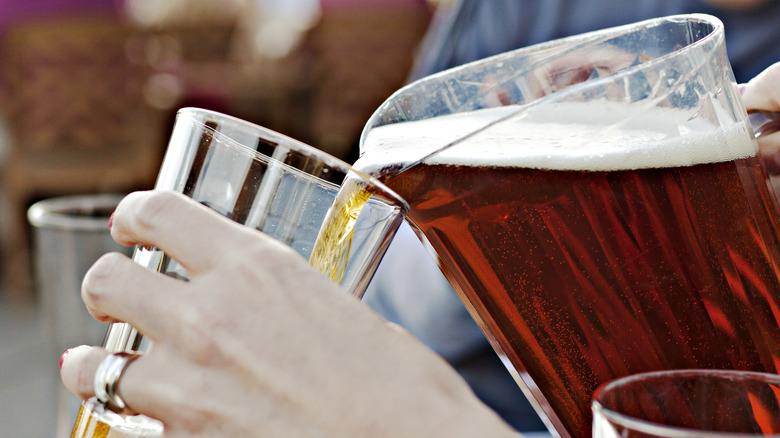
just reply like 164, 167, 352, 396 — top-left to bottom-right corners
71, 398, 163, 438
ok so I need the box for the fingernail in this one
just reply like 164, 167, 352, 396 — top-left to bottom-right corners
108, 212, 114, 230
59, 349, 71, 369
739, 84, 747, 95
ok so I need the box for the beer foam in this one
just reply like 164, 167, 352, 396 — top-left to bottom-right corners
360, 101, 757, 172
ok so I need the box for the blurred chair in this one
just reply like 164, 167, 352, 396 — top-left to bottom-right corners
140, 0, 432, 162
0, 15, 167, 299
307, 0, 432, 160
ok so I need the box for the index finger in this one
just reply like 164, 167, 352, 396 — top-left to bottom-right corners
111, 191, 261, 275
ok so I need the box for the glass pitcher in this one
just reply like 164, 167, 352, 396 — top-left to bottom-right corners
356, 14, 780, 438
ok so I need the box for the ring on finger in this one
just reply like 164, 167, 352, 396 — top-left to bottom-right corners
94, 352, 140, 412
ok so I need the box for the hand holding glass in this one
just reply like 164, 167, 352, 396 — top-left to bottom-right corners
70, 108, 407, 438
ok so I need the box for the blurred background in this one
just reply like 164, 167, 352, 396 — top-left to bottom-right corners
0, 0, 433, 436
11, 1, 778, 436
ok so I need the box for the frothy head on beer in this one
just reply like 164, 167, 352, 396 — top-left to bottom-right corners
360, 101, 756, 173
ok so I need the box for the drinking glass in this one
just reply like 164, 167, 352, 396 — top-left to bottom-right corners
27, 195, 131, 438
357, 13, 780, 438
592, 369, 780, 438
70, 107, 407, 438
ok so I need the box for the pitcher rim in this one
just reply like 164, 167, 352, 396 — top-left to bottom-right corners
361, 13, 724, 137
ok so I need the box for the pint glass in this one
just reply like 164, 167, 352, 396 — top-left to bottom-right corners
592, 370, 780, 437
358, 14, 780, 438
70, 108, 407, 437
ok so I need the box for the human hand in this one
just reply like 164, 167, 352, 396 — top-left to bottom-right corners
741, 62, 780, 172
59, 190, 515, 438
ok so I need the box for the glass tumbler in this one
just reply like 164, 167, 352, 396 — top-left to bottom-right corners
592, 369, 780, 438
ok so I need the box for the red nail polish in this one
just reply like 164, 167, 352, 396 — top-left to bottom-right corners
108, 212, 114, 230
59, 349, 71, 369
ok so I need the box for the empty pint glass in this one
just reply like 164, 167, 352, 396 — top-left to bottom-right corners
70, 108, 407, 437
356, 14, 780, 438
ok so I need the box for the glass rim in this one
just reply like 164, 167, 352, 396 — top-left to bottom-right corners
592, 369, 780, 438
176, 107, 409, 212
397, 13, 722, 103
27, 194, 124, 231
546, 13, 724, 101
364, 13, 723, 129
361, 14, 726, 163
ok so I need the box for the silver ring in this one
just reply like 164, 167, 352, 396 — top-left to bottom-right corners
94, 352, 139, 412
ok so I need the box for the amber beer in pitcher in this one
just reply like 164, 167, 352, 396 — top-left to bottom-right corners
356, 101, 780, 438
355, 14, 780, 438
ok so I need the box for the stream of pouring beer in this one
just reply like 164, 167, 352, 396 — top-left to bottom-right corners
308, 177, 374, 283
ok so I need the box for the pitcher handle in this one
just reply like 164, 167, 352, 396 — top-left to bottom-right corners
750, 110, 780, 139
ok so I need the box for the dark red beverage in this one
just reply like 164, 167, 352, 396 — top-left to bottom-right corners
365, 148, 780, 438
